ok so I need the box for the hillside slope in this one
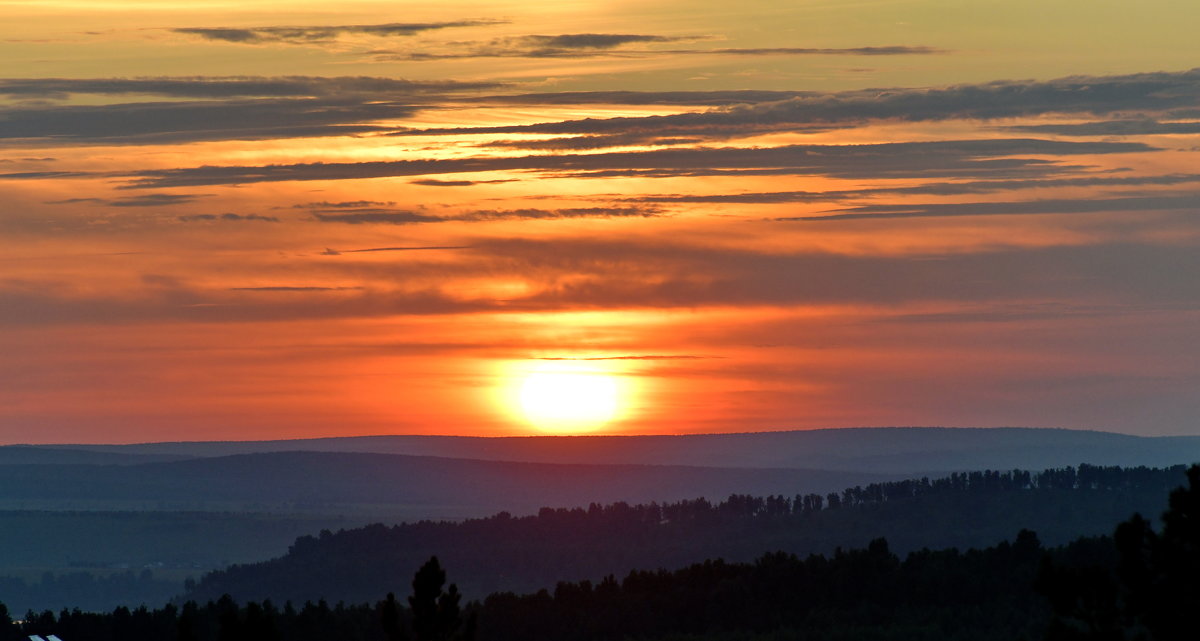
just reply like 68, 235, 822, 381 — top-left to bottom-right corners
181, 464, 1187, 605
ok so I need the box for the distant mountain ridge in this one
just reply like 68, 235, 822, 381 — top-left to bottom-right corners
15, 426, 1200, 473
0, 445, 188, 466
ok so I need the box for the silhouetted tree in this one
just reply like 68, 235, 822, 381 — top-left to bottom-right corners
0, 603, 17, 641
178, 601, 200, 641
380, 593, 406, 641
1039, 464, 1200, 640
409, 557, 469, 641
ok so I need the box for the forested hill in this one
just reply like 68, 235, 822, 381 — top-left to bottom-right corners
14, 534, 1059, 641
183, 463, 1186, 605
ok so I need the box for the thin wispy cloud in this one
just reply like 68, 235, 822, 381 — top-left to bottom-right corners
0, 76, 500, 146
375, 33, 691, 60
397, 69, 1200, 142
0, 98, 411, 145
229, 286, 364, 291
0, 76, 500, 99
322, 246, 473, 255
470, 90, 811, 106
689, 46, 945, 56
172, 21, 503, 45
178, 213, 280, 223
785, 194, 1200, 222
375, 35, 943, 60
628, 174, 1200, 204
1004, 119, 1200, 136
305, 203, 661, 225
538, 355, 716, 360
410, 179, 515, 187
120, 139, 1149, 188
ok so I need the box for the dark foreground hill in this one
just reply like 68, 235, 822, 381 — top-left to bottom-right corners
24, 426, 1200, 473
181, 464, 1186, 606
14, 534, 1057, 641
17, 465, 1200, 641
0, 451, 902, 516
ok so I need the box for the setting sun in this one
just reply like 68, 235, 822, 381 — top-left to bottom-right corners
516, 364, 623, 433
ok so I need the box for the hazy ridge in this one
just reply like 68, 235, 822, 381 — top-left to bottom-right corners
18, 426, 1200, 473
0, 451, 903, 517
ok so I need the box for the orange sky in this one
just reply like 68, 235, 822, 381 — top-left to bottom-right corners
3, 1, 1200, 442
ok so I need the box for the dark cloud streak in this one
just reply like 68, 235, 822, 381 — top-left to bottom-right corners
308, 205, 661, 224
538, 355, 715, 360
173, 21, 501, 45
378, 38, 943, 60
785, 194, 1200, 221
229, 286, 363, 291
178, 213, 280, 222
0, 98, 416, 145
629, 174, 1200, 204
1005, 119, 1200, 136
124, 139, 1150, 188
5, 241, 1200, 325
399, 69, 1200, 140
0, 76, 500, 99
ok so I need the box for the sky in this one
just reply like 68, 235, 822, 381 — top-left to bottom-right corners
2, 0, 1200, 443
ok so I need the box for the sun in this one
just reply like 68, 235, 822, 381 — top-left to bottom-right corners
514, 363, 624, 433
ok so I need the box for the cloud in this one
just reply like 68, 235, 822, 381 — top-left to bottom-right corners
691, 46, 945, 56
46, 193, 206, 207
1004, 119, 1200, 136
293, 200, 395, 209
123, 139, 1150, 188
627, 174, 1200, 204
399, 69, 1200, 140
228, 286, 363, 291
470, 90, 810, 106
376, 35, 942, 61
306, 203, 662, 224
107, 193, 202, 207
327, 246, 473, 254
516, 33, 680, 54
376, 33, 691, 60
0, 170, 92, 180
0, 76, 500, 99
538, 355, 715, 360
480, 133, 712, 150
0, 76, 503, 146
312, 211, 441, 225
172, 21, 501, 45
5, 239, 1199, 326
784, 194, 1200, 222
410, 178, 515, 186
469, 238, 1200, 310
452, 207, 662, 221
177, 213, 280, 222
0, 281, 486, 326
0, 97, 417, 145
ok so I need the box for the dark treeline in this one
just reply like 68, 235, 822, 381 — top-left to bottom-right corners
0, 530, 1159, 641
5, 533, 1053, 641
6, 464, 1199, 641
184, 464, 1186, 604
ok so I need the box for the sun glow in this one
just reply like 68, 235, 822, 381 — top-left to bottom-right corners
512, 362, 627, 433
